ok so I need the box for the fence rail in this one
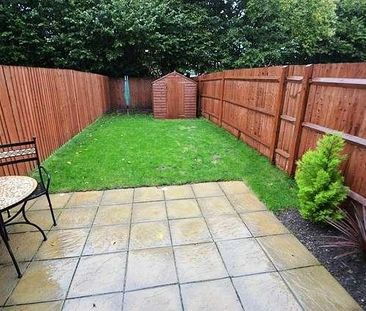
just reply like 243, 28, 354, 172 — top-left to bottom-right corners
198, 62, 366, 205
0, 65, 111, 175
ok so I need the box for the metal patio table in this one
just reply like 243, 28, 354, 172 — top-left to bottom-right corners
0, 176, 46, 277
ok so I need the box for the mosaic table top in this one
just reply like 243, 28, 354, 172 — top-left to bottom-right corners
0, 176, 37, 211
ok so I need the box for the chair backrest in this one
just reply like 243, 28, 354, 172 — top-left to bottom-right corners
0, 137, 40, 167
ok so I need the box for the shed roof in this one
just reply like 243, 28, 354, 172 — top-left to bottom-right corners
152, 71, 197, 84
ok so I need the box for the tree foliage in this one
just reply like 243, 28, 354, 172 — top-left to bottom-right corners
295, 134, 348, 223
0, 0, 365, 77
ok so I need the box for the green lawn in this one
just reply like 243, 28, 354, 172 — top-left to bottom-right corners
41, 114, 298, 211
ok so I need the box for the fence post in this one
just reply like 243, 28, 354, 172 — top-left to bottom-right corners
219, 72, 225, 126
287, 64, 314, 175
270, 66, 288, 163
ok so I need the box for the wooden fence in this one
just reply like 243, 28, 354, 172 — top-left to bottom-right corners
0, 65, 111, 175
109, 77, 153, 111
198, 62, 366, 205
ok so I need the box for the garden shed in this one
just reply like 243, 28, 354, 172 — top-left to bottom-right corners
152, 71, 197, 119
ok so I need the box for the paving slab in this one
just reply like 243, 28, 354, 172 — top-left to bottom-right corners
281, 266, 361, 310
64, 293, 123, 311
217, 238, 275, 276
257, 234, 319, 270
130, 221, 171, 250
132, 201, 167, 223
181, 278, 242, 311
191, 182, 224, 197
163, 185, 195, 200
166, 199, 201, 219
169, 218, 211, 245
134, 187, 164, 202
68, 252, 126, 297
100, 188, 133, 205
83, 224, 129, 255
240, 211, 289, 236
218, 181, 250, 195
174, 243, 228, 283
124, 285, 182, 311
126, 247, 177, 291
227, 192, 267, 213
7, 258, 78, 304
205, 214, 251, 241
233, 272, 302, 311
30, 193, 71, 210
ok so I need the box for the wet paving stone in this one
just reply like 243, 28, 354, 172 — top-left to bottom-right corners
227, 193, 267, 213
217, 238, 275, 276
126, 247, 177, 291
174, 243, 228, 283
68, 252, 126, 297
181, 278, 242, 311
130, 221, 171, 250
132, 201, 167, 223
233, 272, 302, 311
134, 187, 164, 202
169, 218, 211, 245
0, 232, 43, 264
163, 185, 195, 200
30, 193, 72, 211
64, 293, 123, 310
8, 258, 78, 304
3, 301, 63, 311
67, 191, 103, 207
83, 224, 129, 255
124, 285, 182, 311
258, 234, 319, 270
93, 204, 131, 226
166, 199, 201, 219
240, 211, 289, 236
100, 188, 134, 205
56, 207, 97, 229
191, 182, 224, 197
7, 210, 61, 233
36, 228, 88, 260
197, 196, 236, 217
281, 266, 361, 310
205, 214, 251, 241
218, 181, 250, 195
0, 263, 28, 305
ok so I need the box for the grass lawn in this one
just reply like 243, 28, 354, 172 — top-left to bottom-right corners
41, 114, 298, 211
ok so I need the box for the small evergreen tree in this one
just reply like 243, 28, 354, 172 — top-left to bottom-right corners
295, 134, 348, 223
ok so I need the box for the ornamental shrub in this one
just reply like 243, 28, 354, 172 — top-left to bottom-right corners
295, 134, 348, 223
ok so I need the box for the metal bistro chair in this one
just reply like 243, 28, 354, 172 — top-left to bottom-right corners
0, 138, 57, 276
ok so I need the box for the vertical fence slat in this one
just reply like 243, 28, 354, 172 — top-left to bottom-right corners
270, 66, 289, 163
287, 64, 314, 175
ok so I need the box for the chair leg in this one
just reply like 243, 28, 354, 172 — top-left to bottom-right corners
7, 210, 10, 218
21, 205, 47, 241
0, 214, 22, 278
45, 192, 57, 226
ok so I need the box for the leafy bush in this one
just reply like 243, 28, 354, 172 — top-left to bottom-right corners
295, 134, 348, 222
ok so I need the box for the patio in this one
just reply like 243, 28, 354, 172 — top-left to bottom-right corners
0, 181, 359, 310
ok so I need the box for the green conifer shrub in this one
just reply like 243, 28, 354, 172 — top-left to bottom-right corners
295, 134, 348, 223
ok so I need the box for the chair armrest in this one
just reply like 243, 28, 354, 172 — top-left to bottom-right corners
38, 165, 51, 190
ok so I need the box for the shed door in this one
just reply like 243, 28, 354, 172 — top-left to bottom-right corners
167, 77, 184, 118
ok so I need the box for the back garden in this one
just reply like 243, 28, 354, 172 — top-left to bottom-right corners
1, 1, 366, 309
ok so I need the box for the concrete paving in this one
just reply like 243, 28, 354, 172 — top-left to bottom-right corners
0, 181, 361, 310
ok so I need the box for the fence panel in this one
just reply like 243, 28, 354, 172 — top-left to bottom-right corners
198, 62, 366, 205
109, 77, 153, 111
0, 65, 111, 176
